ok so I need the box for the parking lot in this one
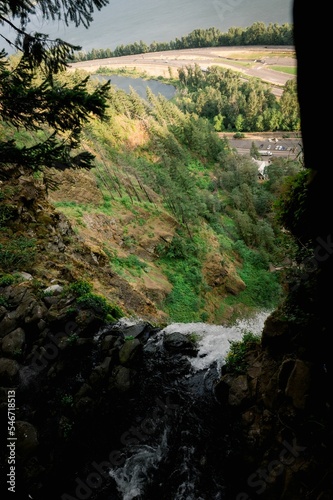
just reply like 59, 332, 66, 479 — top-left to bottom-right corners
220, 133, 303, 160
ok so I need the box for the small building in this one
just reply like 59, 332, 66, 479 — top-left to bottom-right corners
251, 158, 271, 180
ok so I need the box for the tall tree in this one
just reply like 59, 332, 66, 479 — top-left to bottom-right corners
279, 79, 300, 130
0, 0, 111, 178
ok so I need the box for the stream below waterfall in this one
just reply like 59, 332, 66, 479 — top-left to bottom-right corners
86, 310, 270, 500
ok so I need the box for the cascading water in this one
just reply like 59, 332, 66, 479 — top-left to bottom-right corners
162, 311, 269, 372
90, 310, 270, 500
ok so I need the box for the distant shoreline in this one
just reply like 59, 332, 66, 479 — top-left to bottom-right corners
69, 45, 296, 97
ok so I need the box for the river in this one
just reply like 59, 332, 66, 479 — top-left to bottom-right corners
93, 74, 177, 100
2, 0, 293, 54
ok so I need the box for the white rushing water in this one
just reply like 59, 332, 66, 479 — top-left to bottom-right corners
109, 429, 169, 499
106, 310, 271, 499
161, 310, 271, 372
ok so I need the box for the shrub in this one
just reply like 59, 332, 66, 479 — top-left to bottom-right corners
0, 296, 9, 307
224, 331, 261, 373
60, 394, 74, 407
63, 280, 124, 322
274, 168, 309, 237
77, 292, 123, 321
164, 272, 201, 322
187, 332, 202, 345
0, 274, 15, 287
66, 333, 79, 346
0, 236, 37, 271
67, 280, 93, 297
0, 204, 16, 225
200, 311, 209, 322
231, 240, 282, 309
109, 253, 148, 277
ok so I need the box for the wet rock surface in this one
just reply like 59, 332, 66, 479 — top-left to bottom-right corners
0, 282, 162, 499
0, 278, 332, 500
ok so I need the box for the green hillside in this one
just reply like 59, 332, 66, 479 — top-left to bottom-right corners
0, 64, 302, 324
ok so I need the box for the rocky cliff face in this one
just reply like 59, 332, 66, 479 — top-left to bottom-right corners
46, 166, 248, 324
0, 276, 161, 498
0, 174, 168, 323
1, 163, 249, 324
213, 128, 333, 499
215, 289, 333, 499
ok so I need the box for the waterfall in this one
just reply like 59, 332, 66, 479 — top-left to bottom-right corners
109, 430, 169, 500
90, 311, 270, 500
161, 310, 270, 372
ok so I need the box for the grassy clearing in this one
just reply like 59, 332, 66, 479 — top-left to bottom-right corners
95, 66, 150, 79
269, 65, 296, 75
227, 50, 295, 60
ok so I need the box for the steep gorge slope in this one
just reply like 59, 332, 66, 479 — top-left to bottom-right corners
30, 86, 286, 325
46, 161, 247, 324
1, 47, 301, 325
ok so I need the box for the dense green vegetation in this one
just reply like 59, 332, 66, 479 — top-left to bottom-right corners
176, 65, 300, 132
0, 59, 302, 321
63, 70, 301, 321
0, 4, 301, 323
64, 280, 124, 321
224, 331, 261, 373
72, 22, 293, 61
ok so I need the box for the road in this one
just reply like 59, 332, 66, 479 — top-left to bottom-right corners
69, 45, 296, 98
220, 132, 303, 159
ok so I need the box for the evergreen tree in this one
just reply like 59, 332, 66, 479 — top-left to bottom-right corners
250, 141, 260, 159
279, 79, 301, 130
0, 0, 111, 178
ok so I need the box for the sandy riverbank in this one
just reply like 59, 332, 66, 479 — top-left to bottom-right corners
68, 45, 296, 96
